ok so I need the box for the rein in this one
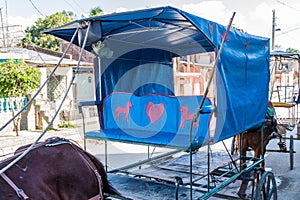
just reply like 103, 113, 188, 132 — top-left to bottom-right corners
0, 172, 29, 199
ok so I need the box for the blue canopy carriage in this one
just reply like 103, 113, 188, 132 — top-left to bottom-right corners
44, 6, 273, 199
45, 6, 270, 149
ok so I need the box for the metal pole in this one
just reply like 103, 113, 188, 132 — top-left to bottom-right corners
0, 8, 6, 47
105, 141, 108, 172
272, 9, 275, 50
109, 149, 182, 173
0, 27, 79, 132
189, 12, 236, 200
0, 22, 90, 175
194, 12, 236, 115
261, 125, 265, 170
81, 111, 87, 151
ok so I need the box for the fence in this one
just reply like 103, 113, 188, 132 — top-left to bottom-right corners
0, 97, 27, 113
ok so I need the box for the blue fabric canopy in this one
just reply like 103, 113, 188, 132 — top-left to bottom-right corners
44, 6, 270, 143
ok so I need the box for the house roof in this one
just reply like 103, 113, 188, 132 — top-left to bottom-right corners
270, 50, 300, 61
0, 47, 93, 67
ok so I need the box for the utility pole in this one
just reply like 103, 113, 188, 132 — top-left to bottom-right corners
272, 9, 275, 50
0, 8, 6, 47
271, 9, 281, 50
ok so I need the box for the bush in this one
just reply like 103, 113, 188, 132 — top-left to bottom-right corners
58, 120, 77, 128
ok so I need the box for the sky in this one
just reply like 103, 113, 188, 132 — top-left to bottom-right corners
3, 0, 300, 50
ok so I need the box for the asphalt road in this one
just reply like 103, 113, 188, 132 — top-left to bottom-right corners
264, 130, 300, 199
1, 126, 299, 199
85, 130, 300, 199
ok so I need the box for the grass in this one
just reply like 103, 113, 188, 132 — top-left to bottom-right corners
58, 120, 78, 128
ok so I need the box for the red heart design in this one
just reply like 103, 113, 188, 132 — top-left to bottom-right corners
146, 102, 165, 124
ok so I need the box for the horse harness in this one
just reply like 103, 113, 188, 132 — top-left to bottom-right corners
0, 142, 48, 199
0, 172, 29, 199
46, 137, 104, 200
68, 141, 104, 200
1, 137, 103, 200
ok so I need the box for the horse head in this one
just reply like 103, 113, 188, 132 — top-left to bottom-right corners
127, 101, 132, 108
179, 105, 188, 113
264, 102, 287, 150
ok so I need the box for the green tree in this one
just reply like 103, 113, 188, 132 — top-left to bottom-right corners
0, 59, 41, 136
286, 48, 300, 54
89, 6, 103, 17
19, 12, 73, 51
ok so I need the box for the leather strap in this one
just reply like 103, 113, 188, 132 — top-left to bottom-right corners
89, 194, 102, 200
1, 172, 29, 199
69, 143, 103, 200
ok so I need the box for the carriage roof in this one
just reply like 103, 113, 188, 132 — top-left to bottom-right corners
44, 6, 270, 143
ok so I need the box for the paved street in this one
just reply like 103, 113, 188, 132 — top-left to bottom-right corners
264, 130, 300, 199
0, 127, 300, 199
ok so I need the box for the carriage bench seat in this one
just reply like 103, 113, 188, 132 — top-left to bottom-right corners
79, 93, 214, 150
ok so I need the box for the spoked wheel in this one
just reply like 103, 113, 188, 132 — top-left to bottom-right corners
254, 171, 277, 200
290, 135, 294, 170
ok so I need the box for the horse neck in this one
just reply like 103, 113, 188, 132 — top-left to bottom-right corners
263, 124, 276, 141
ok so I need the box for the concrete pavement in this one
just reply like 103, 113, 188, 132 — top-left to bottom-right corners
1, 127, 300, 199
0, 128, 84, 160
265, 130, 300, 199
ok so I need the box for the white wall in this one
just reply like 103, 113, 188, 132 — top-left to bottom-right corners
74, 72, 95, 102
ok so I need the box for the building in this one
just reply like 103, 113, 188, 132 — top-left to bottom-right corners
0, 46, 94, 132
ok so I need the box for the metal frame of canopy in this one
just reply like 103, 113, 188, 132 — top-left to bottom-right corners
267, 51, 300, 171
44, 6, 275, 199
269, 51, 300, 129
44, 6, 271, 143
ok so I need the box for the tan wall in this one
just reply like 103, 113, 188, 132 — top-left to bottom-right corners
0, 112, 15, 132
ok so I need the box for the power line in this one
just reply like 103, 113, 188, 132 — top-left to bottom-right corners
28, 0, 44, 16
63, 0, 89, 18
276, 0, 300, 12
70, 0, 87, 14
62, 0, 81, 17
278, 25, 300, 35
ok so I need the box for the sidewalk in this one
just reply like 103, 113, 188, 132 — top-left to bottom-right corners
0, 128, 84, 160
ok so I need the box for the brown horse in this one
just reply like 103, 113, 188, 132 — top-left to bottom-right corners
0, 137, 121, 200
234, 102, 286, 199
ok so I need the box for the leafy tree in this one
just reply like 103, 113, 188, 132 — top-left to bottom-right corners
89, 6, 103, 17
61, 10, 76, 18
286, 48, 300, 54
0, 59, 41, 136
19, 12, 73, 51
19, 8, 104, 51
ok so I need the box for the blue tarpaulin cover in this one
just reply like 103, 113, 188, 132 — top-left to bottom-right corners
44, 6, 270, 145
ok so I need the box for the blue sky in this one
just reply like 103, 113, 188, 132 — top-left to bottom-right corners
3, 0, 300, 50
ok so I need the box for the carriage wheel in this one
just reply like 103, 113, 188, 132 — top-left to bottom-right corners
290, 135, 294, 170
254, 171, 277, 200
